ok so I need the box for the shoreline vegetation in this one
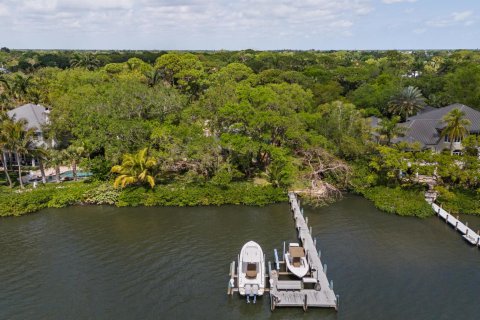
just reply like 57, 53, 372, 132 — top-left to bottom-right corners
1, 49, 480, 218
1, 178, 478, 218
0, 181, 288, 217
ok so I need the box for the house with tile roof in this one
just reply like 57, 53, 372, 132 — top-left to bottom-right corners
395, 103, 480, 153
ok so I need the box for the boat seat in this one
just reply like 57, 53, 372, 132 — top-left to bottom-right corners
289, 246, 305, 268
292, 257, 301, 268
246, 263, 257, 278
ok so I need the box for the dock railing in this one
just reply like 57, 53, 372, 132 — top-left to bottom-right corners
432, 203, 480, 247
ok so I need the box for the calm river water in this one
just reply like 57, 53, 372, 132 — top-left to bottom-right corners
1, 195, 480, 320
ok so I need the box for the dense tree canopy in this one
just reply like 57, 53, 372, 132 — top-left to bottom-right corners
1, 49, 479, 206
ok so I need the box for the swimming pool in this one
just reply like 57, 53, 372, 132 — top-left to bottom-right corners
43, 170, 92, 182
60, 170, 92, 178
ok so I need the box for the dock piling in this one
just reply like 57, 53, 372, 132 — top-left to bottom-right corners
274, 248, 280, 270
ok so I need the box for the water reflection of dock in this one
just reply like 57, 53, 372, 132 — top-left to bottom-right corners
432, 203, 480, 247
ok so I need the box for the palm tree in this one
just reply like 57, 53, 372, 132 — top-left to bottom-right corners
376, 116, 407, 145
111, 148, 157, 189
4, 119, 35, 188
46, 149, 65, 183
10, 73, 32, 103
70, 53, 100, 71
144, 69, 162, 87
441, 109, 471, 154
0, 113, 13, 187
63, 144, 86, 181
0, 74, 11, 110
31, 145, 49, 184
388, 86, 426, 120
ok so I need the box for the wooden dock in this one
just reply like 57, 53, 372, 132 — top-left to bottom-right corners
268, 192, 338, 311
432, 203, 480, 247
227, 192, 338, 311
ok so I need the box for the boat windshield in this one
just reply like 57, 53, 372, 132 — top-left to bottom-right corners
243, 262, 258, 278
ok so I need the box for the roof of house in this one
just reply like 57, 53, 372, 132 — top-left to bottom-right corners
7, 104, 48, 131
415, 105, 436, 115
397, 103, 480, 146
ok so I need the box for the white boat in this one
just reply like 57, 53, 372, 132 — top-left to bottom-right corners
237, 241, 265, 302
284, 243, 309, 278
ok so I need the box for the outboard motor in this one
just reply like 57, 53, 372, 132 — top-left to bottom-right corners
245, 285, 252, 303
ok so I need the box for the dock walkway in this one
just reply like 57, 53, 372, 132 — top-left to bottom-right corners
432, 203, 480, 246
268, 192, 338, 311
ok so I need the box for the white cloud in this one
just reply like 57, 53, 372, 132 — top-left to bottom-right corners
427, 11, 475, 27
0, 0, 378, 48
452, 10, 473, 22
413, 28, 426, 34
0, 3, 9, 16
382, 0, 417, 4
0, 0, 373, 34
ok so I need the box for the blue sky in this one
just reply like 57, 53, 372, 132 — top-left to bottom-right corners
0, 0, 478, 50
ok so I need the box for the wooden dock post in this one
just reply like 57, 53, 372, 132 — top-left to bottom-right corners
314, 237, 317, 247
455, 221, 458, 230
227, 261, 236, 295
309, 226, 312, 235
305, 216, 309, 225
324, 264, 327, 276
274, 249, 280, 270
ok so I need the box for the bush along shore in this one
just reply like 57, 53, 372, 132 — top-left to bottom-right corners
2, 179, 479, 218
0, 181, 287, 217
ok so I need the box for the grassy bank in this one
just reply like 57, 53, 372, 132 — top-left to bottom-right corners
0, 181, 287, 217
357, 185, 480, 218
358, 186, 434, 218
436, 187, 480, 215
